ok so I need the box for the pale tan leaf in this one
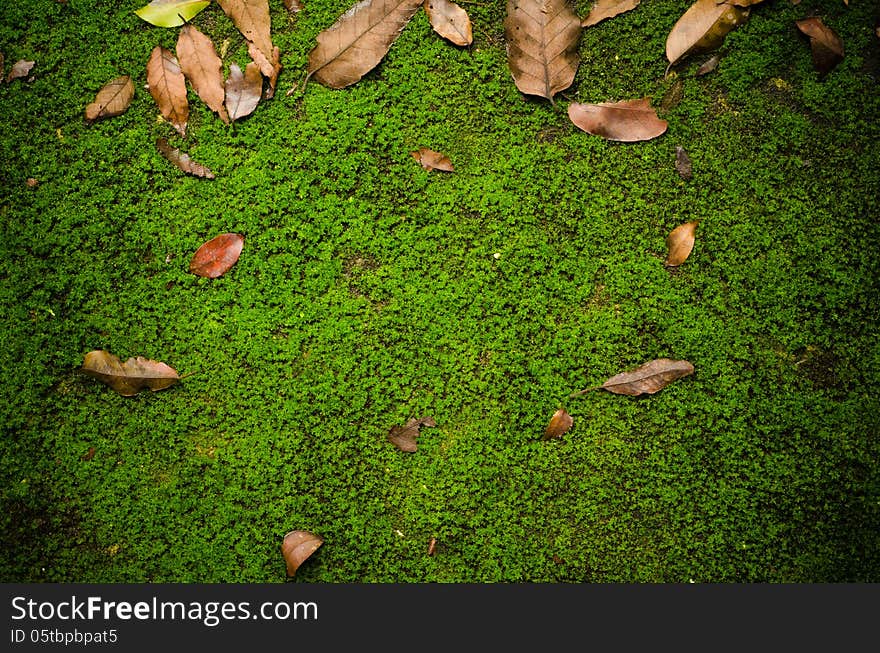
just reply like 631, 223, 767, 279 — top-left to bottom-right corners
225, 62, 263, 121
284, 0, 304, 12
307, 0, 423, 89
543, 408, 573, 440
6, 59, 35, 82
85, 75, 135, 123
567, 97, 667, 142
388, 416, 437, 452
665, 220, 698, 266
424, 0, 473, 46
581, 0, 640, 27
156, 138, 215, 179
176, 24, 230, 124
412, 147, 454, 171
675, 145, 693, 180
82, 350, 180, 396
216, 0, 274, 63
795, 17, 844, 77
666, 0, 750, 67
146, 46, 189, 137
504, 0, 581, 102
571, 359, 695, 397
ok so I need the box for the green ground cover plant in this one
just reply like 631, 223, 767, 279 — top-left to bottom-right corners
1, 0, 878, 582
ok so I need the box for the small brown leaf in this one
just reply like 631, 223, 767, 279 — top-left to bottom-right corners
225, 61, 263, 121
665, 220, 698, 266
427, 537, 437, 555
85, 75, 135, 123
543, 408, 573, 440
81, 447, 96, 462
189, 233, 244, 278
675, 145, 693, 180
424, 0, 473, 46
284, 0, 303, 12
7, 59, 35, 82
176, 24, 230, 124
665, 0, 750, 68
156, 138, 215, 179
281, 530, 323, 577
412, 147, 454, 172
216, 0, 275, 64
82, 350, 180, 396
146, 46, 189, 137
795, 17, 844, 77
388, 416, 437, 452
695, 54, 720, 76
26, 177, 38, 188
572, 359, 695, 397
568, 97, 668, 142
581, 0, 640, 27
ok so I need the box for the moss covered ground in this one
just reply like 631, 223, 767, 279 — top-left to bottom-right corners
1, 0, 878, 582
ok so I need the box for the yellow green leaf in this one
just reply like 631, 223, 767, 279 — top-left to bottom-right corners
134, 0, 211, 28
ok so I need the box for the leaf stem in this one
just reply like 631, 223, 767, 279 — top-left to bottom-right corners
568, 385, 600, 398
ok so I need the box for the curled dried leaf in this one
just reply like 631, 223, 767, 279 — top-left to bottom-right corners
795, 17, 844, 77
85, 75, 135, 123
7, 59, 35, 82
543, 408, 573, 440
156, 138, 215, 179
665, 220, 698, 266
189, 233, 244, 278
665, 0, 749, 68
281, 530, 323, 577
424, 0, 473, 46
412, 147, 454, 172
581, 0, 640, 27
695, 54, 720, 76
225, 61, 263, 121
82, 350, 180, 396
675, 145, 693, 180
568, 97, 668, 142
388, 416, 437, 452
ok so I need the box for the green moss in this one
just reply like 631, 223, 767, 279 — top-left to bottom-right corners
1, 0, 878, 582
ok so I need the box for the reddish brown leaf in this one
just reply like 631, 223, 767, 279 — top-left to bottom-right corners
543, 408, 573, 440
412, 147, 454, 172
156, 138, 215, 179
568, 97, 668, 142
581, 0, 640, 28
248, 41, 281, 99
82, 350, 180, 396
388, 416, 437, 452
427, 537, 437, 556
225, 61, 263, 121
424, 0, 473, 46
504, 0, 581, 102
216, 0, 275, 64
189, 233, 244, 278
307, 0, 423, 89
176, 24, 230, 124
665, 0, 750, 68
572, 359, 695, 397
675, 145, 693, 180
6, 59, 35, 82
85, 75, 135, 123
281, 530, 323, 577
795, 17, 844, 77
146, 46, 189, 137
665, 220, 698, 266
81, 446, 96, 462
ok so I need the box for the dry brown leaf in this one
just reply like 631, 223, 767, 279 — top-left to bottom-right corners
665, 0, 750, 68
225, 61, 263, 121
7, 59, 35, 82
156, 138, 215, 179
665, 220, 698, 266
176, 24, 230, 125
723, 0, 766, 5
795, 17, 844, 77
307, 0, 423, 89
568, 97, 667, 142
412, 147, 454, 171
581, 0, 640, 27
82, 350, 180, 396
216, 0, 274, 63
504, 0, 581, 102
695, 54, 720, 75
281, 530, 323, 577
189, 233, 244, 278
424, 0, 473, 46
388, 416, 437, 452
146, 46, 189, 137
85, 75, 135, 123
675, 145, 693, 180
571, 359, 695, 397
284, 0, 303, 11
248, 41, 281, 98
543, 408, 573, 440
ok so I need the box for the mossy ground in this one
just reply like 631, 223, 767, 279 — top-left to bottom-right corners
1, 0, 878, 582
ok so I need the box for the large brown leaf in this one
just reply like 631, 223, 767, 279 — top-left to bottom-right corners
146, 46, 189, 137
189, 233, 244, 278
795, 17, 844, 77
307, 0, 423, 89
216, 0, 274, 63
571, 359, 695, 397
424, 0, 472, 46
156, 138, 216, 179
388, 416, 437, 452
176, 24, 230, 124
84, 75, 135, 123
281, 530, 323, 577
82, 350, 180, 396
665, 0, 749, 68
225, 61, 263, 121
567, 97, 667, 142
504, 0, 581, 102
581, 0, 640, 28
543, 408, 573, 440
665, 220, 698, 266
